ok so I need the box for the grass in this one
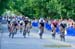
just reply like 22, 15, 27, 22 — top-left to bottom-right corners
43, 44, 72, 48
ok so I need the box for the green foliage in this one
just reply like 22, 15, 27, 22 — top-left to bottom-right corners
0, 0, 10, 16
0, 0, 75, 19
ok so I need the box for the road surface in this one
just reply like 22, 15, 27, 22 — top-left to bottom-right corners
0, 24, 75, 49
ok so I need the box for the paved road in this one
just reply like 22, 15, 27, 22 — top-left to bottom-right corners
0, 24, 75, 49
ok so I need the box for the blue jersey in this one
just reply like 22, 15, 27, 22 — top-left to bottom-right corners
0, 16, 2, 22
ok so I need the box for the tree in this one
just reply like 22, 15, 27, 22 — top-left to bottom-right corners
0, 0, 75, 19
0, 0, 10, 16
